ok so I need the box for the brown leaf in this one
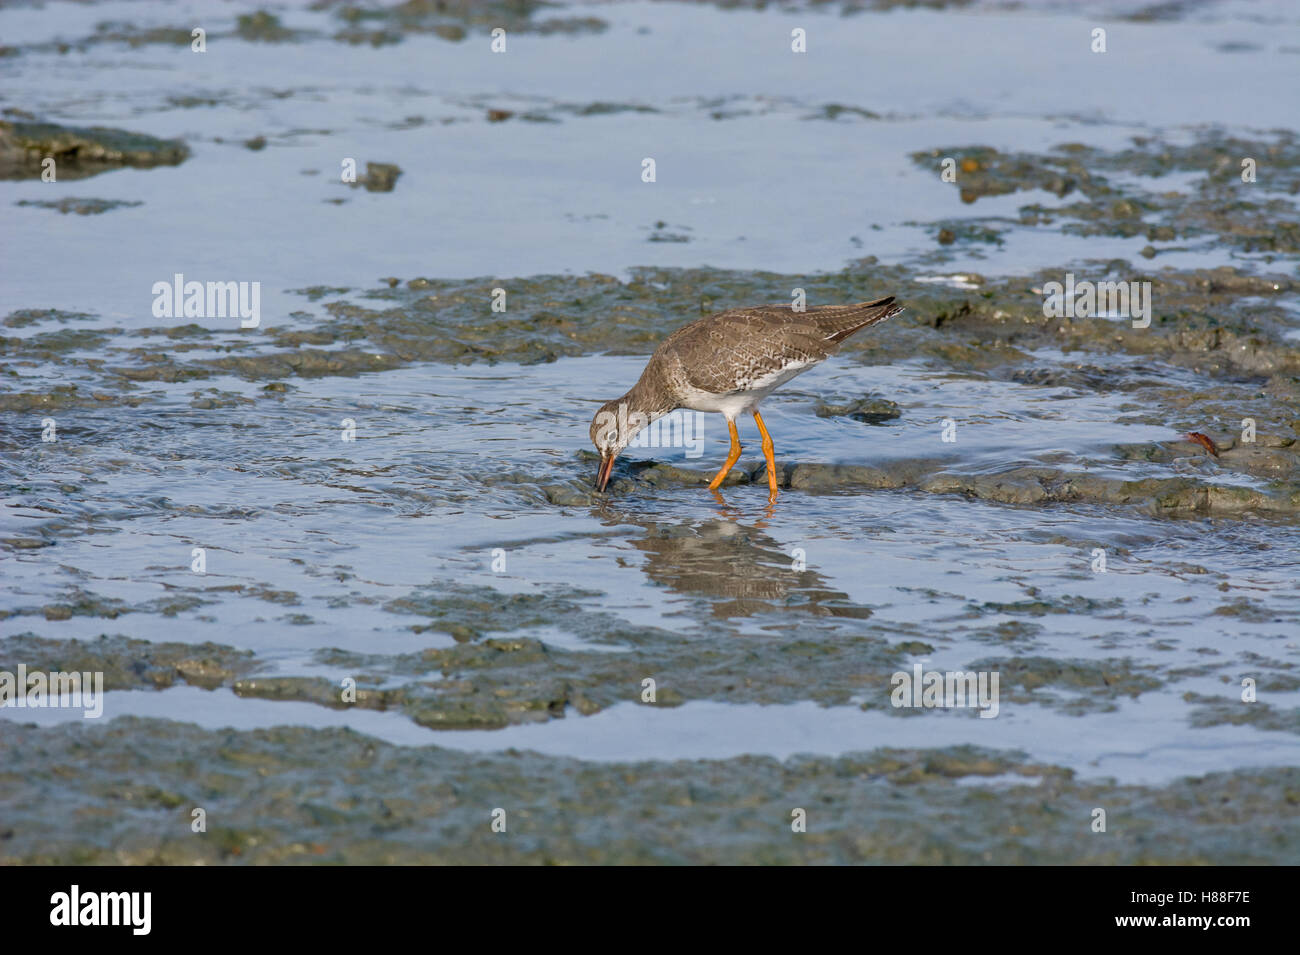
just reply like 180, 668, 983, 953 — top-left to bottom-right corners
1184, 432, 1220, 457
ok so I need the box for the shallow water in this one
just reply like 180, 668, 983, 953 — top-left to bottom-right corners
4, 0, 1300, 317
2, 0, 1299, 863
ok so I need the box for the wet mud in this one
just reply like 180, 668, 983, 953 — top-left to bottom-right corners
0, 2, 608, 57
1, 718, 1295, 864
3, 0, 1298, 866
7, 250, 1296, 519
915, 131, 1300, 257
0, 119, 189, 181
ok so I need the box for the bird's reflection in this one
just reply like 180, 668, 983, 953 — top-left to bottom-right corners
618, 508, 870, 620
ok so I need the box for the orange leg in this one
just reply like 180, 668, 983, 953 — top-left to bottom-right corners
708, 418, 743, 490
752, 409, 779, 501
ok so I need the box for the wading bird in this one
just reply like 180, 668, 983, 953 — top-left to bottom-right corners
590, 296, 903, 501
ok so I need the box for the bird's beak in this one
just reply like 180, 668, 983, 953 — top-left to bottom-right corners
595, 453, 615, 492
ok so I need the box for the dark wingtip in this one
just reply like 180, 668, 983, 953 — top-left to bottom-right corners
876, 295, 905, 320
826, 296, 903, 343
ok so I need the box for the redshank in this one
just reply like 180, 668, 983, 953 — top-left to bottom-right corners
590, 296, 903, 500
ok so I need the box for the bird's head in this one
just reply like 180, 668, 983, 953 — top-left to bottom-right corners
589, 399, 650, 492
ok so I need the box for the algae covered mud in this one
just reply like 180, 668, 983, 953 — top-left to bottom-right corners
2, 0, 1299, 865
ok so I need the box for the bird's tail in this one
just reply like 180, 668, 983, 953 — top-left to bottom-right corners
822, 296, 904, 343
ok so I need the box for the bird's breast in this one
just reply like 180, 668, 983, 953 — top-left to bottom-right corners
674, 357, 817, 417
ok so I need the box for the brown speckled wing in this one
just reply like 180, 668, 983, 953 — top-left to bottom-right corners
800, 297, 900, 341
660, 307, 832, 394
658, 299, 898, 395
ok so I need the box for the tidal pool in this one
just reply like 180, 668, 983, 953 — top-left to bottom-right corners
2, 0, 1298, 864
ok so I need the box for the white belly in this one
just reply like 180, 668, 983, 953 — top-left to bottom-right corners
677, 360, 812, 419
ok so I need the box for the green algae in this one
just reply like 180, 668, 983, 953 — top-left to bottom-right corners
3, 254, 1298, 523
235, 11, 299, 42
815, 395, 902, 422
0, 120, 189, 181
2, 309, 96, 329
13, 564, 1274, 733
1, 1, 608, 56
1, 717, 1295, 864
15, 197, 143, 215
916, 130, 1300, 257
2, 0, 1298, 871
0, 634, 256, 691
971, 656, 1164, 713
